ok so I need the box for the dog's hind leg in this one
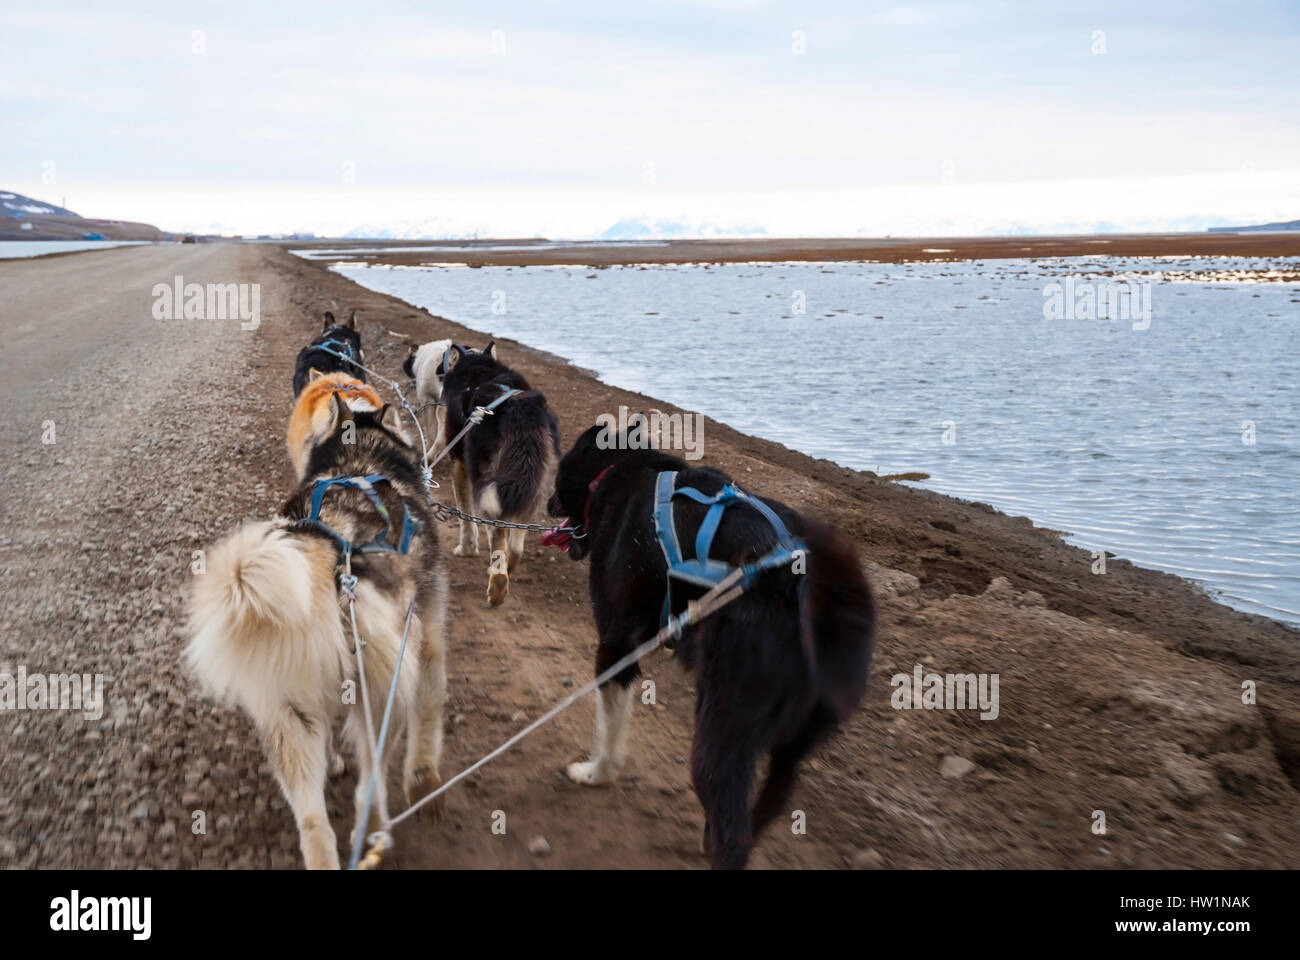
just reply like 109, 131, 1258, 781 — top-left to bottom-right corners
691, 693, 758, 869
432, 408, 446, 463
327, 733, 346, 778
487, 525, 509, 606
262, 706, 339, 870
567, 677, 636, 786
346, 715, 396, 853
505, 527, 526, 571
405, 597, 448, 821
750, 703, 837, 841
451, 460, 479, 557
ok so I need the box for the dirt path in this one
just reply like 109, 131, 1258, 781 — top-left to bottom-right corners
2, 242, 1297, 869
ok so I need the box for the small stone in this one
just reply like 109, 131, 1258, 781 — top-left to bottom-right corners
527, 835, 551, 857
851, 848, 884, 869
939, 755, 975, 779
1162, 754, 1215, 806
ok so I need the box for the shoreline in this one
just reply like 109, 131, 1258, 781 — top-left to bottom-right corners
286, 231, 1300, 267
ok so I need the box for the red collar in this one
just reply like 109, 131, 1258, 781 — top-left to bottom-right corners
583, 466, 613, 530
541, 465, 614, 552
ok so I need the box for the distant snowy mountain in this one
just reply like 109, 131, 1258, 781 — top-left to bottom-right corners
1208, 217, 1300, 233
0, 191, 79, 218
344, 216, 491, 240
0, 189, 166, 241
600, 217, 768, 240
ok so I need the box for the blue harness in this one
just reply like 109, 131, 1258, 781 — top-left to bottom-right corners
651, 470, 806, 629
316, 337, 358, 362
297, 474, 423, 556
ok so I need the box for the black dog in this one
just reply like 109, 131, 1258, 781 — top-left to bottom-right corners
441, 341, 561, 605
292, 310, 366, 396
547, 423, 875, 868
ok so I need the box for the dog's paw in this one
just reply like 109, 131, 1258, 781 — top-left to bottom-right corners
486, 552, 509, 606
406, 767, 446, 823
566, 759, 615, 786
453, 542, 479, 557
304, 850, 342, 871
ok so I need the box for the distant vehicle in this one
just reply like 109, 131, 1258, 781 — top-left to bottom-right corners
82, 232, 105, 241
182, 234, 196, 243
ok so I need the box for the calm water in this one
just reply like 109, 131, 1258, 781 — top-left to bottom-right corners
321, 255, 1300, 625
0, 240, 154, 259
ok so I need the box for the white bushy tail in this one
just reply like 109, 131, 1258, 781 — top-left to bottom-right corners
186, 522, 340, 716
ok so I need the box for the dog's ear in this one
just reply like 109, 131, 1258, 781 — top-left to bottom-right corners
484, 340, 498, 361
322, 311, 335, 331
378, 403, 404, 434
406, 342, 419, 357
328, 392, 355, 433
308, 367, 327, 383
445, 344, 465, 370
346, 309, 358, 330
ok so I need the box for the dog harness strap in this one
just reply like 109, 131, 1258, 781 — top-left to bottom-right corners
653, 470, 682, 569
652, 471, 681, 632
485, 383, 522, 410
651, 470, 808, 628
317, 337, 356, 361
301, 474, 424, 556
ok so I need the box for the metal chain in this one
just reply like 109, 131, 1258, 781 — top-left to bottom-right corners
428, 501, 585, 537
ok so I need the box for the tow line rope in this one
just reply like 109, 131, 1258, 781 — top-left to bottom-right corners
343, 547, 417, 870
313, 342, 583, 536
349, 564, 750, 869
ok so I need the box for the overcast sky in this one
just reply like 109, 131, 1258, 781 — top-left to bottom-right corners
3, 1, 1297, 236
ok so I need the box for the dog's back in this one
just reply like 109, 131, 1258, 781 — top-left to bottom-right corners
403, 339, 453, 403
444, 350, 560, 521
293, 311, 366, 395
595, 460, 873, 728
467, 382, 560, 521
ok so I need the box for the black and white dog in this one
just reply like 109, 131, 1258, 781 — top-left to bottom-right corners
441, 341, 561, 606
547, 423, 875, 869
402, 338, 453, 464
292, 310, 366, 396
